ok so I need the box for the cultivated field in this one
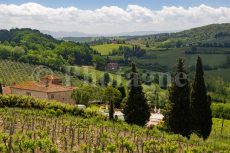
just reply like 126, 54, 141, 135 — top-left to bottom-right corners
91, 44, 131, 55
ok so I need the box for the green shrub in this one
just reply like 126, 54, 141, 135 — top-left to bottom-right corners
211, 103, 230, 119
0, 94, 104, 119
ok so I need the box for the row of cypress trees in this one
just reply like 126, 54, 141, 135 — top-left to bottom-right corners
165, 56, 212, 140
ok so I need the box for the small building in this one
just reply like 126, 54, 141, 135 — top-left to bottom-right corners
105, 62, 119, 71
146, 113, 164, 127
9, 75, 76, 104
111, 39, 117, 44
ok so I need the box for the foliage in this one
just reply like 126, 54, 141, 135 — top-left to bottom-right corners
0, 94, 103, 119
211, 103, 230, 120
164, 58, 191, 138
0, 28, 94, 70
0, 107, 228, 153
103, 73, 111, 86
190, 56, 212, 140
71, 85, 102, 106
127, 23, 230, 48
116, 84, 126, 108
102, 86, 121, 120
123, 63, 150, 126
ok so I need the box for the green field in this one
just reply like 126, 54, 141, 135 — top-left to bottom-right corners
134, 47, 230, 81
206, 68, 230, 82
137, 47, 227, 68
91, 44, 131, 55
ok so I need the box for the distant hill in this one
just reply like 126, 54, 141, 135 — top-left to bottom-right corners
43, 30, 171, 39
127, 23, 230, 48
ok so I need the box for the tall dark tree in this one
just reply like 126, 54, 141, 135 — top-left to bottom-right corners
112, 80, 117, 88
123, 63, 150, 126
165, 58, 191, 138
162, 74, 168, 89
103, 73, 110, 86
154, 73, 160, 84
0, 82, 2, 94
190, 56, 212, 140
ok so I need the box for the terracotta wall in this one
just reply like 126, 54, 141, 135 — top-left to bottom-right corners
10, 88, 48, 99
47, 91, 75, 104
10, 88, 75, 104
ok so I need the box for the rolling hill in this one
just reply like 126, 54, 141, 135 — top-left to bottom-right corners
127, 23, 230, 49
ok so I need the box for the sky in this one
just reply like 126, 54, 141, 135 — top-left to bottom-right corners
0, 0, 230, 34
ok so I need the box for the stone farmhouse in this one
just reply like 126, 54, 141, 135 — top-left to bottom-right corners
105, 62, 119, 71
6, 75, 76, 104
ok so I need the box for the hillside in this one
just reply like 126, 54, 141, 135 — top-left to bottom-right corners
0, 28, 95, 70
91, 44, 131, 55
0, 28, 60, 50
0, 60, 87, 86
127, 23, 230, 48
0, 95, 229, 152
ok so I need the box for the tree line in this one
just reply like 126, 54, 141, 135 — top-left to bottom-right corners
0, 29, 95, 70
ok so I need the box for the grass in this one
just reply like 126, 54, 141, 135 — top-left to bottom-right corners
137, 47, 227, 68
91, 43, 131, 55
206, 68, 230, 82
134, 47, 230, 81
206, 118, 230, 150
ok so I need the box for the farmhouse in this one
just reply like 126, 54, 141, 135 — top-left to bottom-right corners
105, 62, 119, 71
8, 75, 76, 104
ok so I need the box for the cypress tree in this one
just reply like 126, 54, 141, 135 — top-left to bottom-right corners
154, 73, 160, 84
0, 83, 2, 94
123, 63, 150, 126
165, 58, 191, 138
103, 73, 110, 86
190, 56, 212, 140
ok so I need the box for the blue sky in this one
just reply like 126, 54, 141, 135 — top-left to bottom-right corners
0, 0, 229, 33
0, 0, 229, 9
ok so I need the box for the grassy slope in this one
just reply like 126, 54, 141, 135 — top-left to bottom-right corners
91, 44, 131, 55
71, 65, 128, 86
138, 47, 227, 67
135, 47, 230, 81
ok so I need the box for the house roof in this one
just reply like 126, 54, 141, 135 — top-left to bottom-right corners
41, 75, 60, 80
10, 81, 76, 93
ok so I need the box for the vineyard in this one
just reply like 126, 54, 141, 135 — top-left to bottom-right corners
0, 106, 229, 153
0, 60, 36, 85
0, 60, 63, 85
0, 60, 72, 85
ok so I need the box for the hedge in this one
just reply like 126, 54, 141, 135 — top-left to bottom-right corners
0, 94, 104, 118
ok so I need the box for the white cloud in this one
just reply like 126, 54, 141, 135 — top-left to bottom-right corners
0, 3, 229, 34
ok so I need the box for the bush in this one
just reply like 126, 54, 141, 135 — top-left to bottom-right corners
0, 94, 104, 119
211, 103, 230, 119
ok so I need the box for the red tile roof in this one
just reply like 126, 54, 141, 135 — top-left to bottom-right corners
10, 81, 76, 93
41, 75, 60, 80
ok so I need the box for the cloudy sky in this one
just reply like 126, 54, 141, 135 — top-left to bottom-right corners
0, 0, 230, 34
